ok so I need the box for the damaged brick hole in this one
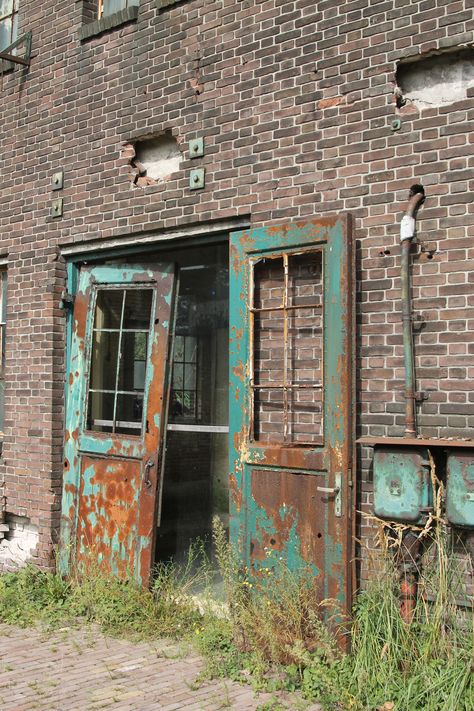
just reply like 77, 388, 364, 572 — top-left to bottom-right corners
395, 48, 474, 109
0, 514, 39, 571
125, 131, 182, 187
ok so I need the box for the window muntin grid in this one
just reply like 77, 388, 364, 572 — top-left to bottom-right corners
0, 1, 18, 52
250, 250, 324, 446
170, 335, 198, 420
86, 286, 153, 436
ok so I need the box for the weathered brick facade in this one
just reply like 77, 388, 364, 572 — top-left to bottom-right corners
0, 1, 473, 579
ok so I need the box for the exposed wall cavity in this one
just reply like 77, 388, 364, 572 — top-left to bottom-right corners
125, 131, 183, 187
0, 514, 39, 571
396, 48, 474, 109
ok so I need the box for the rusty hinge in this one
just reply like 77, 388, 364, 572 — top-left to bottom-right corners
60, 291, 75, 311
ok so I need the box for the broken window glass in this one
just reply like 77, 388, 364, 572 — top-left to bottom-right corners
252, 251, 324, 445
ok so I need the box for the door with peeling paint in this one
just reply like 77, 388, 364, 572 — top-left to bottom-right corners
60, 265, 175, 585
229, 217, 354, 613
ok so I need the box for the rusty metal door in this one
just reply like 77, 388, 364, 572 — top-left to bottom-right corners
60, 264, 176, 585
229, 217, 354, 612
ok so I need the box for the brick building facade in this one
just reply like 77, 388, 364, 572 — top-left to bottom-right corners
0, 1, 473, 597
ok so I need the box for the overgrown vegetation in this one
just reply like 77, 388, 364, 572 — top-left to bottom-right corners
0, 515, 473, 710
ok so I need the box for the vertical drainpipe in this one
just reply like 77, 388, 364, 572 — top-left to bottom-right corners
400, 184, 425, 438
399, 185, 425, 623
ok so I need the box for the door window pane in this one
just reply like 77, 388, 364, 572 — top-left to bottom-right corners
86, 286, 153, 435
89, 331, 119, 391
95, 289, 123, 329
123, 289, 153, 330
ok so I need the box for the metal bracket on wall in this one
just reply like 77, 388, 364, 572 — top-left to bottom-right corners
189, 138, 204, 158
189, 168, 205, 190
59, 291, 75, 310
0, 31, 33, 71
51, 198, 63, 218
52, 171, 64, 191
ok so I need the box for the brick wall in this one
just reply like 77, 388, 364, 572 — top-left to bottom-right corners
0, 1, 472, 575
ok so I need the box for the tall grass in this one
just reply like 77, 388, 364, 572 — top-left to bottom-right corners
0, 515, 472, 710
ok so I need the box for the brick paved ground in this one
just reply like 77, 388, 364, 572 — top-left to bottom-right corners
0, 624, 321, 711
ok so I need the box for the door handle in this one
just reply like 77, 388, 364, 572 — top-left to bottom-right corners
317, 472, 342, 517
143, 458, 154, 489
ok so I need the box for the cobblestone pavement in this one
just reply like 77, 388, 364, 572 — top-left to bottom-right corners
0, 624, 321, 711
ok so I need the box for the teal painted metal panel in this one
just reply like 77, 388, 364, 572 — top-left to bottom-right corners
60, 263, 176, 585
446, 450, 474, 527
229, 217, 354, 612
373, 447, 432, 523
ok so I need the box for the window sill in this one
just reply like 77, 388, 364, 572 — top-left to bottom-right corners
79, 6, 139, 42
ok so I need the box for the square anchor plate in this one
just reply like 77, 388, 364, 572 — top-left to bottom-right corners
51, 198, 63, 218
189, 137, 204, 158
52, 171, 64, 191
189, 168, 205, 190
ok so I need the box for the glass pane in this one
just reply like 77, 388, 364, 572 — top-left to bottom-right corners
117, 332, 148, 392
185, 336, 197, 363
182, 391, 196, 418
288, 252, 323, 307
115, 393, 143, 434
95, 289, 124, 329
0, 17, 11, 51
89, 331, 119, 391
184, 364, 196, 390
123, 289, 153, 330
174, 335, 184, 361
0, 2, 13, 22
87, 391, 115, 433
253, 257, 284, 310
101, 0, 125, 17
172, 363, 184, 389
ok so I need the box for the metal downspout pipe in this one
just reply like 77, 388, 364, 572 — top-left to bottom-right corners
398, 184, 425, 623
400, 184, 425, 438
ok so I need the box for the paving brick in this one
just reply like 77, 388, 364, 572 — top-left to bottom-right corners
0, 624, 320, 710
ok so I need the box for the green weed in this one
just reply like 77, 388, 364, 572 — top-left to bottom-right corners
0, 514, 472, 711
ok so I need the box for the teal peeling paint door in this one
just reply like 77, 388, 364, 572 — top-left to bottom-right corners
229, 217, 354, 613
60, 264, 176, 585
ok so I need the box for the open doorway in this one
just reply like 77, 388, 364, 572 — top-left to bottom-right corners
152, 243, 229, 566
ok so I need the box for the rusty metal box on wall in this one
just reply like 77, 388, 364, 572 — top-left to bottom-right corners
373, 447, 432, 523
446, 450, 474, 528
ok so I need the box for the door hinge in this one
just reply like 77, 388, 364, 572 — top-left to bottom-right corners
60, 291, 75, 310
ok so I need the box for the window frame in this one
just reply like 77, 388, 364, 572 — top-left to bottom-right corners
0, 0, 19, 52
98, 0, 138, 20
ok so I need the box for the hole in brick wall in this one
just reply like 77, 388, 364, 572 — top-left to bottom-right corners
0, 514, 39, 571
396, 48, 474, 109
125, 131, 182, 187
